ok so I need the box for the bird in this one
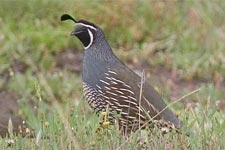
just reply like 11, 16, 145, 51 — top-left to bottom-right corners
61, 14, 181, 133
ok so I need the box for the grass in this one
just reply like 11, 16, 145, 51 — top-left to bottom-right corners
0, 0, 225, 149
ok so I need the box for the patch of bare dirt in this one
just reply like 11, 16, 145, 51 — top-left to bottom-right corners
11, 59, 28, 73
0, 59, 28, 89
127, 59, 203, 97
0, 89, 33, 137
55, 49, 83, 73
215, 100, 225, 111
150, 67, 205, 99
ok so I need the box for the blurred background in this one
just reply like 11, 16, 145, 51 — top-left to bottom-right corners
0, 0, 224, 149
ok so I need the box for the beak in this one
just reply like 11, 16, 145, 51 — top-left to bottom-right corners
70, 24, 84, 36
70, 30, 85, 36
70, 30, 76, 36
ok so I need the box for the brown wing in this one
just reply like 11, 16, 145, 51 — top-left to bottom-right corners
95, 68, 148, 128
107, 63, 181, 128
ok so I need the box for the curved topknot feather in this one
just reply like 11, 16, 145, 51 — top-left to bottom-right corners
61, 14, 77, 23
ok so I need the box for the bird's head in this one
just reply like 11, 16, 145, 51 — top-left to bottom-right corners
61, 14, 99, 50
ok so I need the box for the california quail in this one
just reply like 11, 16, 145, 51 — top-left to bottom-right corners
61, 14, 181, 132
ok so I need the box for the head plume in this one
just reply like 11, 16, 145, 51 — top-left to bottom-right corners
61, 14, 77, 23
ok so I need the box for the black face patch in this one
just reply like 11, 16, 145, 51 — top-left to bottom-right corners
71, 21, 97, 49
75, 30, 90, 47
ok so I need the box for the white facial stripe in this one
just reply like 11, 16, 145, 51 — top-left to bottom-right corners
76, 23, 97, 30
84, 29, 93, 49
